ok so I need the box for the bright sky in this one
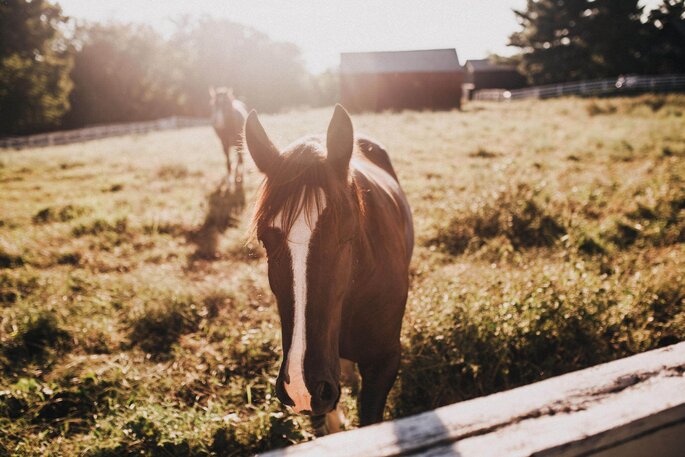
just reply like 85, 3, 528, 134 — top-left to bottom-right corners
56, 0, 663, 74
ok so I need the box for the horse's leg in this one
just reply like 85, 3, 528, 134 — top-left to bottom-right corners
223, 144, 232, 183
358, 350, 400, 426
235, 149, 244, 184
311, 407, 345, 436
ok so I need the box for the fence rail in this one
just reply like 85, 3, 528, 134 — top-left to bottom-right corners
0, 116, 210, 150
263, 342, 685, 457
474, 74, 685, 101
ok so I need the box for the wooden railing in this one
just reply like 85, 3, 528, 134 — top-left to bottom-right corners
473, 74, 685, 101
262, 341, 685, 457
0, 116, 210, 150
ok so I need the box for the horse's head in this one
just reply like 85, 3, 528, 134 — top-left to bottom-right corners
246, 105, 359, 416
209, 87, 234, 129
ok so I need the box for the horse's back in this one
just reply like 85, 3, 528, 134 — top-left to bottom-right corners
232, 100, 247, 122
356, 136, 398, 181
219, 100, 246, 147
352, 137, 414, 265
342, 138, 413, 359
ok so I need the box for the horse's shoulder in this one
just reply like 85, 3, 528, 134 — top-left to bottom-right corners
355, 135, 398, 182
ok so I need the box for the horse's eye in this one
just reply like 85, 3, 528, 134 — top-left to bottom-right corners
260, 235, 275, 251
260, 228, 284, 253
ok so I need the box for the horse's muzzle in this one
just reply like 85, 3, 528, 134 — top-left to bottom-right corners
275, 377, 340, 416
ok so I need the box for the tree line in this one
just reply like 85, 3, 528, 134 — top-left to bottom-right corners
0, 0, 338, 136
509, 0, 685, 85
1, 0, 684, 135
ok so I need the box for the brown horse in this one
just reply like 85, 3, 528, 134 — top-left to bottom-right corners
245, 105, 413, 433
210, 87, 247, 183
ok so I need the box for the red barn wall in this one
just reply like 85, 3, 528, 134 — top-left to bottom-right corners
341, 72, 463, 113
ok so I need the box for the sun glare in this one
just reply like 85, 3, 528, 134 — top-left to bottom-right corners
57, 0, 546, 73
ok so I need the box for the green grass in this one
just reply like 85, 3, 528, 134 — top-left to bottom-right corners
1, 94, 684, 456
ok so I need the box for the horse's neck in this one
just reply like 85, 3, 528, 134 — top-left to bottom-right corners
220, 103, 236, 133
349, 169, 409, 273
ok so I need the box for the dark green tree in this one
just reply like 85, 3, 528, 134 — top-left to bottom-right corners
0, 0, 72, 135
509, 0, 648, 85
645, 0, 685, 73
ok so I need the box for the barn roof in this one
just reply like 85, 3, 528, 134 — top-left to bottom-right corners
465, 59, 517, 73
340, 49, 463, 75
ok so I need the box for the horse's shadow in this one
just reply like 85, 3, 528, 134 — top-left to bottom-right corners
186, 178, 245, 260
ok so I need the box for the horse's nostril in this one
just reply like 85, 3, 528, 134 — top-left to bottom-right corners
316, 381, 335, 403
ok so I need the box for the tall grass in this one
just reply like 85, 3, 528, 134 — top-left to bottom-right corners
0, 95, 683, 456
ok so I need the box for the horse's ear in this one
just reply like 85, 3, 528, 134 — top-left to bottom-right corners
209, 86, 215, 98
326, 104, 353, 178
245, 110, 280, 175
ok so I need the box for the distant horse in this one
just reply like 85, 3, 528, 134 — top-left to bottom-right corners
245, 105, 414, 433
210, 87, 248, 183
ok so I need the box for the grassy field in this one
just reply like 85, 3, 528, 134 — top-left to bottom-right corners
1, 95, 684, 456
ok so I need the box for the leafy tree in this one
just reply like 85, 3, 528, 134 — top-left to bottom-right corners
509, 0, 648, 84
63, 23, 185, 128
309, 69, 340, 108
170, 17, 310, 114
581, 0, 649, 76
64, 18, 313, 126
645, 0, 685, 73
0, 0, 72, 135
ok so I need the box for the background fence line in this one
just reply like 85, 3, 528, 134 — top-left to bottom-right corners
0, 116, 210, 150
473, 73, 685, 101
4, 74, 685, 150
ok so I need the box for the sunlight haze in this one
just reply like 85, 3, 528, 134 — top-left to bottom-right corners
57, 0, 664, 74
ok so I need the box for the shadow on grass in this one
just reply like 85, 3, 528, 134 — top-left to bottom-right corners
187, 179, 246, 260
1, 312, 72, 373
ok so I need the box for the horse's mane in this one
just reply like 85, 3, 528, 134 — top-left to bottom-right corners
251, 137, 364, 238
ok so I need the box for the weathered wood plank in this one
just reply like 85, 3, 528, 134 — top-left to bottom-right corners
261, 342, 685, 457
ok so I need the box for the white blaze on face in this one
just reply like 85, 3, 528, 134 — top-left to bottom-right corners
273, 193, 326, 413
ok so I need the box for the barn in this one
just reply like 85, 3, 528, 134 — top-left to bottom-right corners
340, 49, 463, 112
463, 58, 527, 99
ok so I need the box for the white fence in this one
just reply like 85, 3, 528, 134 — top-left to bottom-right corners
474, 74, 685, 101
0, 116, 210, 150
